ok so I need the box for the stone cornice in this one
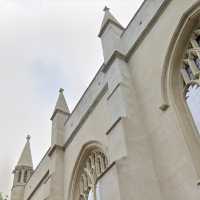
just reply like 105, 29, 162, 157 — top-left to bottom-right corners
102, 51, 126, 73
124, 0, 172, 60
13, 165, 33, 171
105, 117, 123, 135
11, 184, 25, 191
48, 144, 65, 157
61, 0, 171, 151
101, 0, 172, 74
50, 108, 70, 121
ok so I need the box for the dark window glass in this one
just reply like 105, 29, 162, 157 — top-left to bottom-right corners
18, 170, 21, 182
196, 35, 200, 46
24, 170, 28, 183
185, 65, 194, 80
195, 57, 200, 70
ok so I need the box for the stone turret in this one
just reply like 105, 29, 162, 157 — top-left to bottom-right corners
11, 135, 33, 200
98, 6, 124, 63
48, 89, 70, 200
50, 88, 70, 147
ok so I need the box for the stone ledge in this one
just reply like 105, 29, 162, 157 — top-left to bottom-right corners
48, 145, 65, 157
106, 117, 123, 135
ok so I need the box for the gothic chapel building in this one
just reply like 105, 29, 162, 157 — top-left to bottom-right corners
10, 0, 200, 199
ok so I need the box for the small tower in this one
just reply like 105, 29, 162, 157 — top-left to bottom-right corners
98, 6, 124, 63
11, 135, 33, 200
50, 88, 70, 147
48, 89, 70, 200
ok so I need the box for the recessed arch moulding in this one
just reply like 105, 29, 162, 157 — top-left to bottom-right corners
161, 2, 200, 176
67, 141, 113, 200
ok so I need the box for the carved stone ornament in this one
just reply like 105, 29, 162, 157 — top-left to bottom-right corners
181, 29, 200, 94
78, 150, 108, 200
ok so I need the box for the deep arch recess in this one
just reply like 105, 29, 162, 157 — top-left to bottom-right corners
161, 1, 200, 177
68, 141, 109, 200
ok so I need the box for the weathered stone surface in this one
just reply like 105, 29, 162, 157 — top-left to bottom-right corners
10, 1, 200, 199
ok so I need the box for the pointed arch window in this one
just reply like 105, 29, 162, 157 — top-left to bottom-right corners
163, 6, 200, 177
73, 148, 108, 200
180, 28, 200, 134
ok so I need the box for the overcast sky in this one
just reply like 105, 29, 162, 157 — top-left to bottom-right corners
0, 0, 144, 197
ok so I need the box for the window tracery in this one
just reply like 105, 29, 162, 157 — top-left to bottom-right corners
181, 30, 200, 86
78, 150, 108, 200
163, 6, 200, 177
180, 27, 200, 135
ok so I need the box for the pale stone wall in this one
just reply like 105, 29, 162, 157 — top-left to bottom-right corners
23, 151, 50, 200
126, 0, 200, 199
63, 93, 113, 200
11, 186, 25, 200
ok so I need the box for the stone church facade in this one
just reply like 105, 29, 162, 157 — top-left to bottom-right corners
10, 0, 200, 199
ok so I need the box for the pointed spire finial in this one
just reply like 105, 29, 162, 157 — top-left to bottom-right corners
16, 134, 33, 167
98, 6, 124, 37
59, 88, 64, 93
103, 6, 109, 12
50, 88, 70, 120
26, 134, 31, 141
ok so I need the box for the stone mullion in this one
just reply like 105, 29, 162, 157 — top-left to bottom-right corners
82, 174, 88, 193
187, 48, 200, 59
90, 154, 95, 169
28, 170, 33, 181
194, 29, 200, 36
190, 38, 199, 48
79, 178, 84, 195
188, 59, 199, 77
100, 154, 105, 172
96, 156, 101, 176
193, 49, 200, 59
180, 68, 191, 85
102, 154, 108, 168
94, 153, 100, 177
78, 151, 108, 200
21, 169, 25, 183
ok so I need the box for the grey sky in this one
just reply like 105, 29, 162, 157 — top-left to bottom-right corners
186, 86, 200, 132
0, 0, 143, 196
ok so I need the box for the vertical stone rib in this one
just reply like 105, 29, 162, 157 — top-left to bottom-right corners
181, 68, 191, 84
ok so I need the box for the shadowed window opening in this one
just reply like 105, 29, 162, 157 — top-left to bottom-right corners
185, 65, 194, 80
24, 170, 28, 183
180, 28, 200, 135
18, 170, 22, 183
75, 149, 108, 200
195, 57, 200, 70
